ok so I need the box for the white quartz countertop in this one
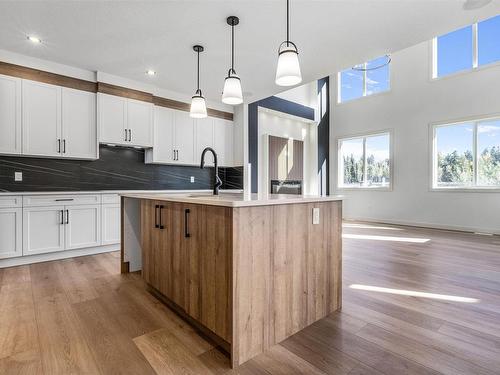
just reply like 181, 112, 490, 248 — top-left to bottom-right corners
0, 189, 243, 196
121, 192, 343, 207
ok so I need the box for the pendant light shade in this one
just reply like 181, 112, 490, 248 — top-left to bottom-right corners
275, 0, 302, 86
222, 16, 243, 105
190, 89, 207, 118
190, 45, 207, 118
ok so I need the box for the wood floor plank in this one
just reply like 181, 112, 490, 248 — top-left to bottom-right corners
0, 265, 30, 286
0, 349, 42, 374
35, 292, 101, 374
133, 328, 213, 375
72, 297, 156, 375
56, 258, 99, 304
0, 282, 38, 360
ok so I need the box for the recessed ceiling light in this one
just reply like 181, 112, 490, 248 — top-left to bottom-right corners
27, 35, 42, 44
146, 70, 156, 76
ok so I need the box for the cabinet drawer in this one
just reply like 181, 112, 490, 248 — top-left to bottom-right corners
23, 194, 101, 207
102, 194, 120, 204
0, 196, 22, 208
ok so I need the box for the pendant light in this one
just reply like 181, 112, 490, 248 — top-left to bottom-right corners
222, 16, 243, 105
275, 0, 302, 86
190, 45, 208, 118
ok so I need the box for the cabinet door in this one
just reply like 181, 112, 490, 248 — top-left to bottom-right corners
127, 99, 153, 147
184, 203, 231, 341
165, 203, 186, 308
214, 118, 234, 167
22, 80, 62, 157
147, 106, 175, 163
62, 88, 97, 159
102, 203, 121, 245
23, 206, 65, 255
141, 199, 159, 288
0, 74, 21, 155
0, 207, 22, 259
65, 204, 101, 250
98, 93, 127, 145
173, 110, 195, 164
195, 117, 214, 166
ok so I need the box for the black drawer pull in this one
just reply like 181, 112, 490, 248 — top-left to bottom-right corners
55, 198, 74, 202
184, 208, 191, 238
159, 205, 165, 229
154, 205, 159, 228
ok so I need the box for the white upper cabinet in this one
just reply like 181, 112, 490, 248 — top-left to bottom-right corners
98, 93, 127, 145
22, 80, 62, 157
146, 106, 175, 163
214, 118, 234, 167
98, 93, 153, 147
0, 74, 21, 155
15, 79, 97, 159
173, 110, 195, 164
127, 98, 153, 147
195, 117, 214, 166
62, 88, 97, 159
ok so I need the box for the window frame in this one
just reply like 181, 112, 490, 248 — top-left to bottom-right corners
336, 130, 393, 191
337, 57, 391, 104
432, 17, 500, 80
429, 114, 500, 192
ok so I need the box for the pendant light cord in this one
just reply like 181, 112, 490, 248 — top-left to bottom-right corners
197, 50, 200, 91
231, 22, 235, 72
286, 0, 289, 46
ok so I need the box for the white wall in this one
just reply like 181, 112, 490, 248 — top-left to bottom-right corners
258, 108, 318, 195
274, 81, 317, 109
330, 40, 500, 234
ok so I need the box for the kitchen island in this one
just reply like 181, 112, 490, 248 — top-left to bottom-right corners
120, 192, 343, 367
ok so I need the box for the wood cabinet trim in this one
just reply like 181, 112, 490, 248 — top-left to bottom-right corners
97, 82, 153, 103
153, 95, 233, 121
0, 61, 97, 93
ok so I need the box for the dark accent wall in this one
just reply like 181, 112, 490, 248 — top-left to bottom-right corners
248, 96, 315, 193
317, 77, 330, 195
0, 145, 243, 192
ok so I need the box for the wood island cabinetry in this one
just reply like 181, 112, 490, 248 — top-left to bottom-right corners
129, 194, 342, 367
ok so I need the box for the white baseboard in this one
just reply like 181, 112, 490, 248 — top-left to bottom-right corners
344, 216, 499, 236
0, 244, 120, 269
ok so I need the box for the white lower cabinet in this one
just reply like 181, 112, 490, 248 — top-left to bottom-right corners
0, 207, 22, 259
23, 206, 66, 256
66, 204, 101, 250
101, 203, 120, 245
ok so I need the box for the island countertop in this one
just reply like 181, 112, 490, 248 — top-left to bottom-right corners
120, 192, 343, 207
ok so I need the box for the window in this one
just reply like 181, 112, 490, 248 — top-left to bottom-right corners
338, 56, 390, 102
338, 132, 391, 189
433, 15, 500, 78
432, 117, 500, 189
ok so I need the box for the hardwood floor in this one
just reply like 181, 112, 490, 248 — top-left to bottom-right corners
1, 222, 499, 374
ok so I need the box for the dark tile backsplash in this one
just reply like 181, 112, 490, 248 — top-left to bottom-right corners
0, 145, 243, 192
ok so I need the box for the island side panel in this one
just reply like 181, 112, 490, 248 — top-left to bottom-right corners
232, 201, 342, 366
121, 196, 142, 273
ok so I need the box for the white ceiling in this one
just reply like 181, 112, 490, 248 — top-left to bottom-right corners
0, 0, 499, 103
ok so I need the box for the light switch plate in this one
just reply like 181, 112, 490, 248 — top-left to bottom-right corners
190, 176, 195, 183
312, 207, 320, 225
14, 172, 23, 182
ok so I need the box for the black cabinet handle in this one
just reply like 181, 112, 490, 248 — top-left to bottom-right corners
65, 209, 69, 225
60, 210, 64, 225
57, 139, 61, 153
128, 129, 132, 142
159, 205, 165, 229
55, 198, 74, 202
124, 129, 128, 142
154, 205, 159, 228
184, 208, 191, 238
63, 139, 66, 153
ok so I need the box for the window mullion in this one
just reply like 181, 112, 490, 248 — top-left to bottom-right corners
472, 22, 478, 69
363, 63, 367, 96
362, 137, 367, 186
473, 122, 478, 186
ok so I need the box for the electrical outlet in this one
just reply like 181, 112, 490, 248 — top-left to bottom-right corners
312, 207, 320, 225
190, 176, 195, 183
14, 172, 23, 182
